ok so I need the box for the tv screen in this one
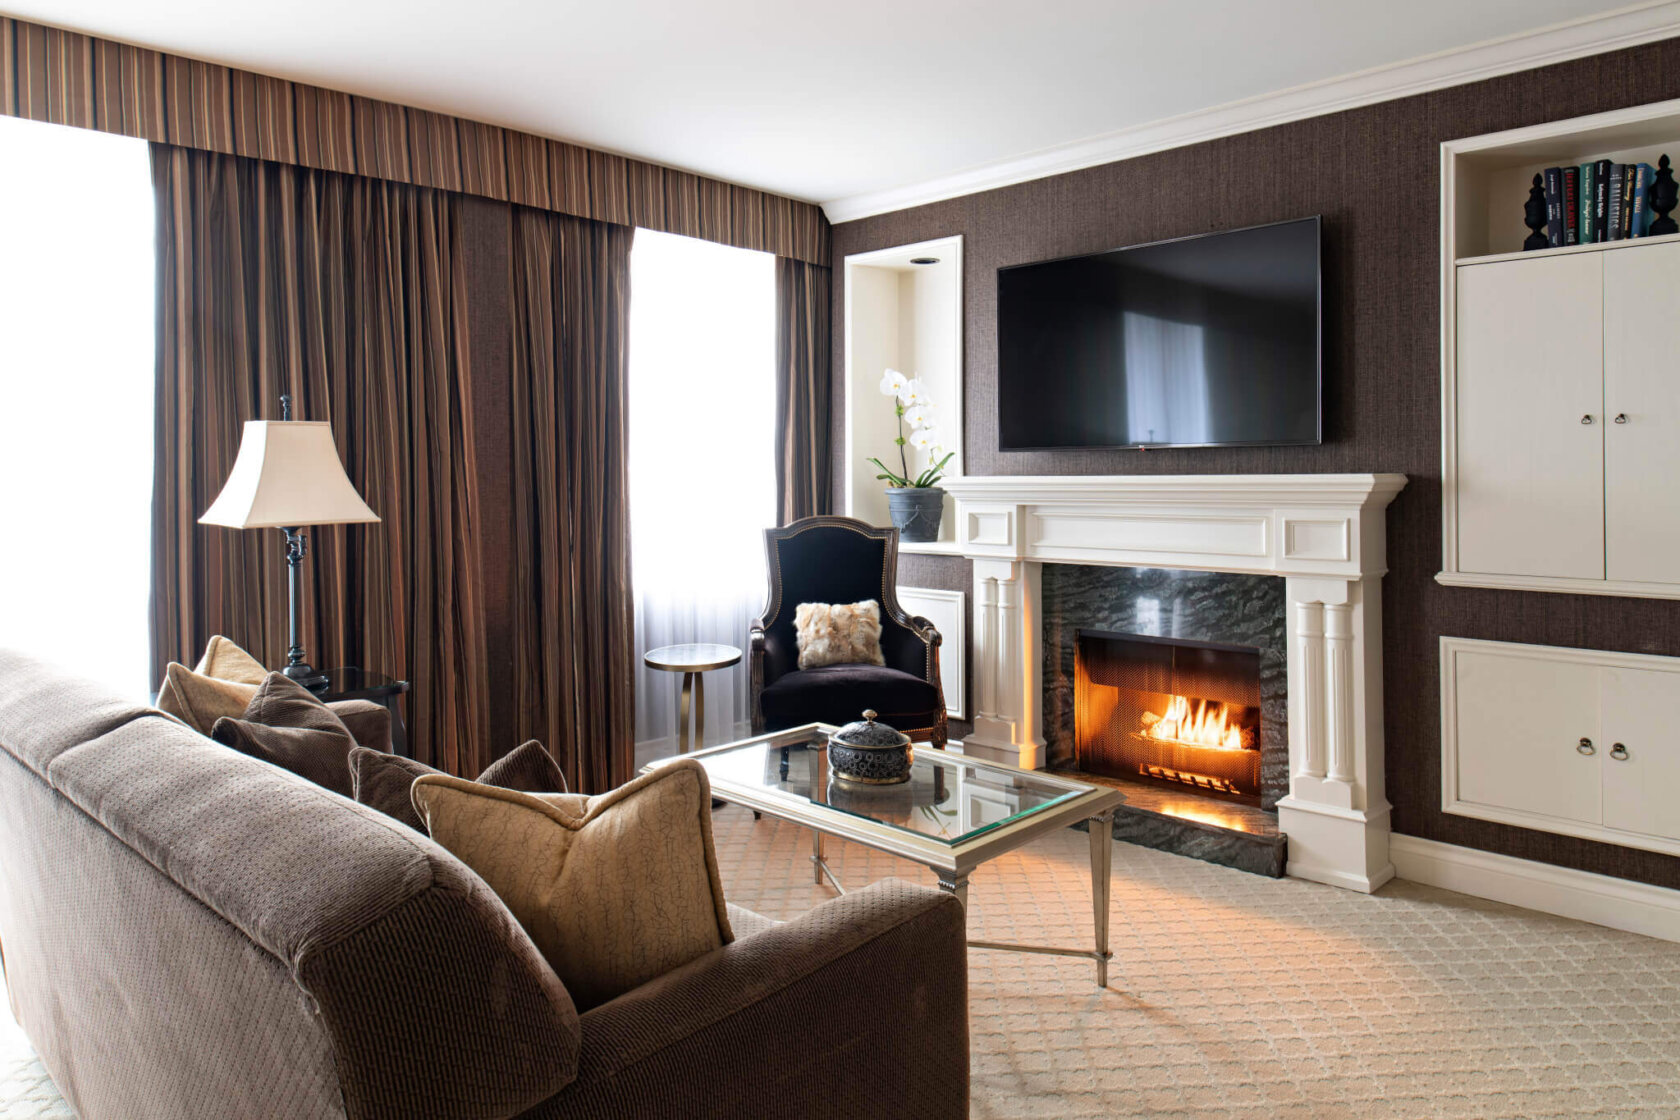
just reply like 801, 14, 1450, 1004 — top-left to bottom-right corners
996, 216, 1321, 450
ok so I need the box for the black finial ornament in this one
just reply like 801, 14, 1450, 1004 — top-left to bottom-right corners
280, 393, 293, 421
1649, 155, 1678, 237
1523, 173, 1549, 251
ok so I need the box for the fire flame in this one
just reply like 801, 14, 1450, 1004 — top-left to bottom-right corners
1142, 695, 1245, 750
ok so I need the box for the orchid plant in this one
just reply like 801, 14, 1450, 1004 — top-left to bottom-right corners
869, 368, 955, 489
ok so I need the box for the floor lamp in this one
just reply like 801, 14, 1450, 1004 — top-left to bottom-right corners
199, 395, 379, 689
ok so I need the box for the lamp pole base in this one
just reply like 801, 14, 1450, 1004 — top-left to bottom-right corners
283, 663, 329, 692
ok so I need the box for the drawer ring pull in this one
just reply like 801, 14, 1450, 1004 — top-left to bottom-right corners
1577, 737, 1596, 755
1581, 414, 1594, 425
1610, 743, 1630, 761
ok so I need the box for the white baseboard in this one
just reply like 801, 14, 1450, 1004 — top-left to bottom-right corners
1390, 833, 1680, 944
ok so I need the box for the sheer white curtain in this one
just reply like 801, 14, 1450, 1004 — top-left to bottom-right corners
629, 229, 775, 761
0, 117, 154, 697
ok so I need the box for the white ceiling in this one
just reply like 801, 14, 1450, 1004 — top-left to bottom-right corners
4, 0, 1666, 217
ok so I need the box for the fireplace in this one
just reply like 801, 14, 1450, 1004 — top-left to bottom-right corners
1075, 630, 1264, 801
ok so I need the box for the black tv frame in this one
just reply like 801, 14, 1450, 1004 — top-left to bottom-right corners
995, 215, 1323, 452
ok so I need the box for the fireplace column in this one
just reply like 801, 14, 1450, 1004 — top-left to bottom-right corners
1276, 576, 1393, 893
965, 558, 1046, 770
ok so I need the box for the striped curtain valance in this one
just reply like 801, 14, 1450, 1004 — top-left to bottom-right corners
0, 16, 830, 266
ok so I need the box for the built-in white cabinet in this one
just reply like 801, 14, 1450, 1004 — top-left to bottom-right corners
1442, 637, 1680, 857
1603, 243, 1680, 583
1453, 252, 1604, 580
1440, 100, 1680, 600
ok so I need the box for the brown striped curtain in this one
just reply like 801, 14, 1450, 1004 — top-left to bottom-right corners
507, 208, 636, 793
774, 257, 833, 524
150, 144, 493, 775
1, 15, 829, 267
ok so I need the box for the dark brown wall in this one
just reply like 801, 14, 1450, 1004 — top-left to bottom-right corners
831, 39, 1680, 889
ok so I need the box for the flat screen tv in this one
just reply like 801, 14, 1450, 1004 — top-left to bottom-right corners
996, 216, 1322, 450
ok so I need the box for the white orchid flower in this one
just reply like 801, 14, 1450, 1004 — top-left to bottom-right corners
898, 377, 928, 406
910, 426, 940, 451
879, 368, 908, 398
904, 401, 936, 429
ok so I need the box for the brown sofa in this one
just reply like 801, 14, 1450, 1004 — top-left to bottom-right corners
0, 650, 970, 1119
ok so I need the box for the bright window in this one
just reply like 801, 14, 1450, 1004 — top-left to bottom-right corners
0, 117, 154, 697
628, 229, 775, 758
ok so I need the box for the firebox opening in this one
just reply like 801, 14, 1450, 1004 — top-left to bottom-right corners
1075, 629, 1264, 805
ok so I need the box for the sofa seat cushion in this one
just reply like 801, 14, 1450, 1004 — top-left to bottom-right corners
351, 741, 568, 831
760, 664, 940, 732
210, 674, 358, 797
412, 759, 732, 1012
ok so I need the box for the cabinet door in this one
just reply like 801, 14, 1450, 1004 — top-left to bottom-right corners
1601, 667, 1680, 841
1453, 648, 1601, 825
1603, 242, 1680, 584
1455, 255, 1604, 579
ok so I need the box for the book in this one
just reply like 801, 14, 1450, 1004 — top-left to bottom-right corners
1579, 163, 1596, 243
1544, 167, 1565, 247
1621, 163, 1638, 239
1608, 164, 1625, 241
1562, 166, 1580, 244
1632, 162, 1654, 237
1594, 159, 1613, 241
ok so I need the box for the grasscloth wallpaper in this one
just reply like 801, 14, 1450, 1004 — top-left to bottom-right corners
831, 38, 1680, 890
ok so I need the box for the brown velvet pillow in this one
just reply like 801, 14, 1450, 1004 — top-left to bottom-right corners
350, 741, 568, 832
211, 673, 358, 797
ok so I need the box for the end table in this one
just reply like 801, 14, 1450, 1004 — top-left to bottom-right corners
314, 668, 410, 757
643, 643, 741, 754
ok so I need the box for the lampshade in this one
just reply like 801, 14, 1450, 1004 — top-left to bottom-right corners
199, 421, 379, 529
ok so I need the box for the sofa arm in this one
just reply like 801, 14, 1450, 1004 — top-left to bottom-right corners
328, 699, 391, 753
535, 880, 968, 1120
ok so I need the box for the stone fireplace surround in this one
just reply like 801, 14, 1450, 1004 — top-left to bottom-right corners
939, 474, 1408, 892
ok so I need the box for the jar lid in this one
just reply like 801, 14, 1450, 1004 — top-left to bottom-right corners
831, 709, 910, 748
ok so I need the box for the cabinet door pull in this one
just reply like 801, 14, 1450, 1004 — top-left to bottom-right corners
1610, 743, 1630, 761
1614, 413, 1628, 424
1581, 414, 1594, 424
1577, 737, 1596, 755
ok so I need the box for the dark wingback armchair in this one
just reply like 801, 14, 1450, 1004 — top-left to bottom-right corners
751, 516, 947, 746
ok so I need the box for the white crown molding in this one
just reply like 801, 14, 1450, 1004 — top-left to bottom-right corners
1391, 833, 1680, 943
821, 0, 1680, 224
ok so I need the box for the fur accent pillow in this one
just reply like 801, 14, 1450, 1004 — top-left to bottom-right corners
795, 600, 886, 670
412, 759, 733, 1011
351, 741, 569, 832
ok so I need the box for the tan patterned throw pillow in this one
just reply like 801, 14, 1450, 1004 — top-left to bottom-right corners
193, 635, 269, 685
154, 662, 260, 736
412, 759, 733, 1011
795, 599, 886, 669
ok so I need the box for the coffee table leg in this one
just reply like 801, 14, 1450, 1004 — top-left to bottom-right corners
812, 830, 824, 884
936, 872, 969, 913
677, 672, 693, 754
1089, 811, 1113, 988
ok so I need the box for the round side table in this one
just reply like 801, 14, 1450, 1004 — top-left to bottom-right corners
643, 643, 742, 754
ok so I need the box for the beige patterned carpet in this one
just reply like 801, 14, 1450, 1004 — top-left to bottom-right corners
4, 809, 1679, 1117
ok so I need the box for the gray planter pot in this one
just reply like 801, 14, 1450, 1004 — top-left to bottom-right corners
886, 486, 945, 543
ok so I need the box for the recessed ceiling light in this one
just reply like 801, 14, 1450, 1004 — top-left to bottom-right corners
909, 257, 940, 265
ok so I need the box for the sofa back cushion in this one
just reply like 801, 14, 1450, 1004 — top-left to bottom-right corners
0, 650, 582, 1119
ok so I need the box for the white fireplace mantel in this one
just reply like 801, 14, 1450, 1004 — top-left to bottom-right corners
940, 473, 1408, 893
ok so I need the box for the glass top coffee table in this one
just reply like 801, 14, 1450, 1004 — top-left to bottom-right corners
645, 723, 1124, 987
